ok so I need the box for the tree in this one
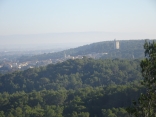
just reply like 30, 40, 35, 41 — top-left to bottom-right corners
0, 111, 5, 117
127, 40, 156, 117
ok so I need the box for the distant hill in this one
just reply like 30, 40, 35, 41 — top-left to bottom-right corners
19, 39, 154, 62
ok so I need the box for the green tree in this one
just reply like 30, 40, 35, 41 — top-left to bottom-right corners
0, 111, 5, 117
127, 41, 156, 116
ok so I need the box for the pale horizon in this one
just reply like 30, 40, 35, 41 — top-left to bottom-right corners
0, 0, 156, 49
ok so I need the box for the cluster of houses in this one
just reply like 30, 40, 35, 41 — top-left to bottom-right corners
0, 52, 108, 73
0, 59, 52, 71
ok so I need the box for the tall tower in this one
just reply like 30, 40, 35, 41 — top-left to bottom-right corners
114, 39, 120, 49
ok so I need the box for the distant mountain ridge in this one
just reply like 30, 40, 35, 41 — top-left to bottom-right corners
19, 39, 154, 62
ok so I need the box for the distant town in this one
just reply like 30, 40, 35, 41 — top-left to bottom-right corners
0, 51, 108, 74
0, 39, 122, 74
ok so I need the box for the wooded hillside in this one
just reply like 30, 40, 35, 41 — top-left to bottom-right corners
0, 58, 144, 117
19, 40, 148, 62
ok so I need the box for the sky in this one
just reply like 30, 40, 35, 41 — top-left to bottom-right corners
0, 0, 156, 49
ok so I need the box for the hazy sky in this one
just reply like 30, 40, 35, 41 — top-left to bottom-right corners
0, 0, 156, 48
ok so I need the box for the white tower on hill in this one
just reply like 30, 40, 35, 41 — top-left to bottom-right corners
114, 39, 120, 49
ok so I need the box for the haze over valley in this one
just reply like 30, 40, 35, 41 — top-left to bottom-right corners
0, 32, 154, 50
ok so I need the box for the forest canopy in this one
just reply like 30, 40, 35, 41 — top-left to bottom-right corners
0, 57, 144, 117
